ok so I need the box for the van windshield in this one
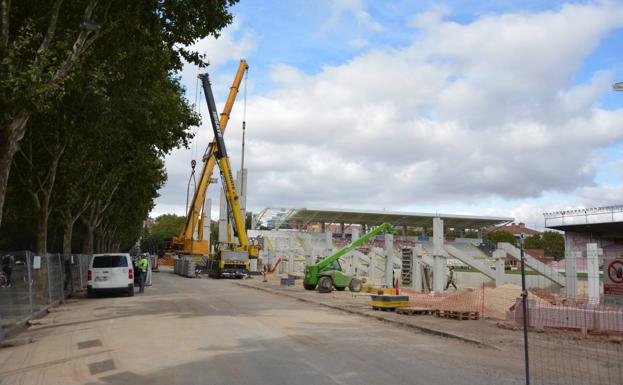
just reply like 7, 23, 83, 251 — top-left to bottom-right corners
92, 255, 128, 268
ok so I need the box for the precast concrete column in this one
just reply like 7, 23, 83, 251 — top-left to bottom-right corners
433, 255, 446, 292
493, 249, 507, 287
349, 227, 359, 274
432, 217, 444, 255
218, 188, 228, 243
288, 251, 295, 275
368, 250, 377, 286
325, 232, 333, 256
412, 251, 423, 293
587, 243, 601, 304
432, 217, 446, 292
236, 169, 247, 228
346, 256, 355, 275
565, 250, 581, 299
384, 233, 394, 287
202, 198, 211, 249
288, 235, 297, 274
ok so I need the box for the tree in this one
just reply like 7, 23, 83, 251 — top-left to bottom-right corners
542, 231, 564, 260
523, 231, 565, 260
0, 0, 110, 229
0, 0, 238, 230
523, 234, 543, 249
149, 214, 186, 241
485, 230, 517, 247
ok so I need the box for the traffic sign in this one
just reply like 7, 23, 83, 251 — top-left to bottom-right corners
604, 257, 623, 308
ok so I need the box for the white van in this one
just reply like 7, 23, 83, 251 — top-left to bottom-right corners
87, 253, 134, 297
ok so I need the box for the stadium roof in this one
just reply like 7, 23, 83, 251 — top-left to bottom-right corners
282, 208, 513, 230
544, 205, 623, 237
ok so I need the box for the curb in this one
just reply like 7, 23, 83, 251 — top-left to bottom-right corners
234, 282, 496, 349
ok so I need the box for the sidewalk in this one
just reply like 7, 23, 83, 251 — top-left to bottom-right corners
235, 276, 524, 351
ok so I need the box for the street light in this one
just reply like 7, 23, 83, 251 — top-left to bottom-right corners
613, 82, 623, 92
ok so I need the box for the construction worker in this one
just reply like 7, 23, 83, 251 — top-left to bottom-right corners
445, 266, 457, 291
63, 256, 73, 292
132, 256, 140, 285
138, 254, 149, 293
1, 254, 13, 288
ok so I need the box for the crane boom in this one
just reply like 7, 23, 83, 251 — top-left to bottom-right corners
199, 72, 252, 251
315, 223, 394, 270
169, 60, 248, 255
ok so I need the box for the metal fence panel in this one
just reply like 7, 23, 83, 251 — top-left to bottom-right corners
508, 244, 623, 385
0, 251, 93, 342
0, 251, 32, 334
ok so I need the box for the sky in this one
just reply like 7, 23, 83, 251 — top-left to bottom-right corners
152, 0, 623, 230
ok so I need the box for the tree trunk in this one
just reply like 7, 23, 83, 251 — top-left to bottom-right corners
34, 192, 51, 256
62, 217, 76, 258
0, 112, 30, 227
96, 231, 103, 253
83, 223, 94, 255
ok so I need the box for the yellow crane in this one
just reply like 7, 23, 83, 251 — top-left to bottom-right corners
199, 68, 260, 278
165, 60, 248, 256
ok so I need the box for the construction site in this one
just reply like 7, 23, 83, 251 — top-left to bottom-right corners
2, 2, 623, 384
156, 63, 623, 383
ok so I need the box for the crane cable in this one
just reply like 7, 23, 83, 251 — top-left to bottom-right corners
185, 74, 202, 215
240, 67, 248, 197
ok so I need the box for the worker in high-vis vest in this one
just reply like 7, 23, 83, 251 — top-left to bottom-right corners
138, 255, 149, 293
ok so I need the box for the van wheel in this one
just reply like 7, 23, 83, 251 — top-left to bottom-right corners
127, 286, 135, 297
87, 288, 95, 298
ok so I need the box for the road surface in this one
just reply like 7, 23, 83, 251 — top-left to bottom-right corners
0, 269, 524, 384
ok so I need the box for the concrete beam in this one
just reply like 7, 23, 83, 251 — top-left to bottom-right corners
498, 242, 565, 287
444, 244, 497, 281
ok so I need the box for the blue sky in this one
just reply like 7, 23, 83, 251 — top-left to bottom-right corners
155, 0, 623, 229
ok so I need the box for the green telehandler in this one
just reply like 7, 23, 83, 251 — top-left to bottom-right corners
303, 223, 394, 293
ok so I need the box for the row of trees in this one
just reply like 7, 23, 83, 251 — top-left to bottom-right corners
485, 230, 565, 260
0, 1, 239, 257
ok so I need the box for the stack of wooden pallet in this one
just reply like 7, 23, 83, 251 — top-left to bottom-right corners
436, 310, 480, 320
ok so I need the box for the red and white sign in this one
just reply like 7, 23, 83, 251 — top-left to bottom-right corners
604, 257, 623, 308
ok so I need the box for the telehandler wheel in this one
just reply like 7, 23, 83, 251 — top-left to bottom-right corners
317, 276, 333, 293
335, 286, 346, 291
348, 278, 362, 292
303, 283, 317, 290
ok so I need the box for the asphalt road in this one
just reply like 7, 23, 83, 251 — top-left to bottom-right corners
0, 269, 524, 385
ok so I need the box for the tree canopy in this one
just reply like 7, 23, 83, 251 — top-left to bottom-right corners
485, 230, 517, 247
524, 231, 565, 260
0, 0, 238, 255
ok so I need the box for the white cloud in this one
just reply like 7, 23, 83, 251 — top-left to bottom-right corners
409, 5, 449, 29
154, 2, 623, 220
349, 38, 369, 48
178, 19, 257, 92
324, 0, 382, 31
578, 184, 623, 207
